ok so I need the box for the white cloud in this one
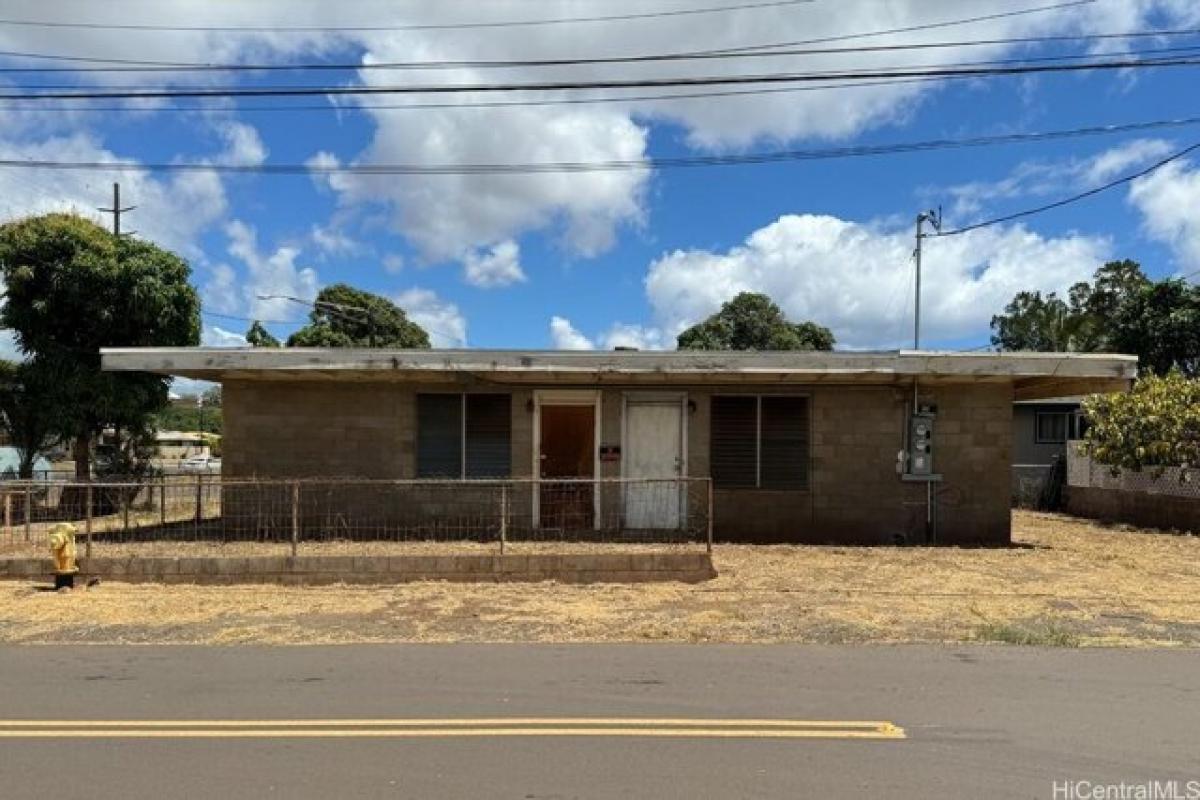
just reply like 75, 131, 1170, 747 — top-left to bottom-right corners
310, 224, 361, 257
225, 221, 320, 320
463, 240, 526, 288
201, 262, 240, 315
1083, 139, 1174, 185
1128, 159, 1200, 271
645, 213, 1111, 348
382, 253, 405, 274
202, 325, 248, 347
549, 316, 595, 350
216, 121, 268, 167
395, 288, 467, 347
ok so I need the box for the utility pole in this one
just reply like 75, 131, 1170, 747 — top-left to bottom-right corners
912, 207, 941, 350
98, 182, 135, 238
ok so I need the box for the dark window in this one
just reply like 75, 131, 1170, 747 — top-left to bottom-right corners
711, 395, 809, 490
760, 396, 810, 489
417, 394, 512, 478
1035, 412, 1068, 444
417, 394, 462, 478
711, 396, 757, 488
465, 394, 512, 478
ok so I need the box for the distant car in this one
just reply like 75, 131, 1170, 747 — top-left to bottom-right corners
178, 455, 221, 474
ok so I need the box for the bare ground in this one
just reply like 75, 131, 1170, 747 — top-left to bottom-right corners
1, 511, 1198, 647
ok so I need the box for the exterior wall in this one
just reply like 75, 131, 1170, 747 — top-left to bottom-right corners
223, 378, 1013, 546
1066, 486, 1200, 533
1012, 404, 1074, 467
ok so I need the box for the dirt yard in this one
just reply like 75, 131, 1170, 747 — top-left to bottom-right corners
1, 511, 1198, 647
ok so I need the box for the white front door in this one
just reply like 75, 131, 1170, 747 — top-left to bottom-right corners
623, 397, 684, 530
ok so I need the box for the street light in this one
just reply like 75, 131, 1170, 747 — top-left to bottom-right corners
257, 293, 377, 346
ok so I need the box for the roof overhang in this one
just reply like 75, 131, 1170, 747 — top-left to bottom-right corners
101, 348, 1136, 400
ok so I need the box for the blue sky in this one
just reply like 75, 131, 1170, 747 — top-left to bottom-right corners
2, 0, 1200, 360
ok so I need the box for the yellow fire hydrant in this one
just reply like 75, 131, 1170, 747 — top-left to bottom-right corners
48, 522, 78, 590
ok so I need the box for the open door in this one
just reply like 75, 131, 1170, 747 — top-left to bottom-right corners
538, 404, 595, 532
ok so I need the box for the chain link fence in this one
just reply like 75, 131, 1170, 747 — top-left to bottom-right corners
0, 476, 712, 558
1066, 446, 1200, 498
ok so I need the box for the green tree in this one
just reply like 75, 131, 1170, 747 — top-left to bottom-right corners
245, 320, 280, 348
286, 284, 430, 348
1109, 279, 1200, 377
0, 213, 200, 479
990, 260, 1150, 352
0, 359, 65, 477
676, 292, 835, 351
1081, 371, 1200, 475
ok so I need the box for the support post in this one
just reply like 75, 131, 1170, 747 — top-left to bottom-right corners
122, 492, 130, 536
85, 482, 93, 559
706, 479, 714, 555
159, 475, 166, 528
3, 493, 10, 541
499, 484, 509, 555
290, 481, 300, 558
194, 473, 203, 524
24, 484, 31, 542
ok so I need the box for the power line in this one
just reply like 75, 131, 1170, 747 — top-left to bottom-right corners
0, 0, 815, 33
4, 54, 1197, 101
937, 141, 1200, 237
6, 26, 1200, 74
3, 115, 1199, 176
202, 311, 304, 326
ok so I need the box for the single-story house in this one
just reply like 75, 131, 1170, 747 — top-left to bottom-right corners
1011, 396, 1087, 506
100, 348, 1135, 546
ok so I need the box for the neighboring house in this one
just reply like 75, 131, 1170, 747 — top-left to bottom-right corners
155, 430, 212, 462
0, 446, 53, 479
1011, 397, 1087, 506
101, 348, 1134, 546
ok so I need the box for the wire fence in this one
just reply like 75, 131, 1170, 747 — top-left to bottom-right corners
0, 476, 712, 557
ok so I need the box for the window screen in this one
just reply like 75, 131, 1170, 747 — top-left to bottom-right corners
465, 394, 512, 478
417, 393, 512, 478
1036, 412, 1068, 444
711, 396, 759, 488
416, 394, 462, 478
760, 396, 810, 490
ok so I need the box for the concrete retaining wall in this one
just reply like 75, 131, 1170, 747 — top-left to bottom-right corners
0, 552, 716, 585
1065, 486, 1200, 533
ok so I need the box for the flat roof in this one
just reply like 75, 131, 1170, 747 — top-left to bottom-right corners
101, 347, 1136, 400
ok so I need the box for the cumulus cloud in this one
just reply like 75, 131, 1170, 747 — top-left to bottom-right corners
1128, 159, 1200, 271
395, 288, 467, 347
463, 240, 526, 288
645, 213, 1111, 348
549, 316, 595, 350
225, 221, 320, 320
202, 325, 248, 347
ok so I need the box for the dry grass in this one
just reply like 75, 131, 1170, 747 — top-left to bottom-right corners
1, 511, 1198, 647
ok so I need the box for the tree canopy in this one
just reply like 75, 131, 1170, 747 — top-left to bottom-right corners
245, 320, 280, 348
0, 359, 66, 477
676, 292, 835, 351
1081, 371, 1200, 475
0, 213, 201, 477
284, 284, 430, 348
991, 260, 1200, 377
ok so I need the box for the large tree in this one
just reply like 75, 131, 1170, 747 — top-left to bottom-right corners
676, 292, 835, 351
0, 359, 65, 478
990, 260, 1151, 353
285, 284, 430, 348
1109, 279, 1200, 377
0, 213, 200, 478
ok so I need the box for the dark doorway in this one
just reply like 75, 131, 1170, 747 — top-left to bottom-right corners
538, 404, 595, 532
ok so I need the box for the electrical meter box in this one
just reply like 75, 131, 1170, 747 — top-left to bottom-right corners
902, 403, 942, 482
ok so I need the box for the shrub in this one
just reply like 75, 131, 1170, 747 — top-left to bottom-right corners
1081, 372, 1200, 478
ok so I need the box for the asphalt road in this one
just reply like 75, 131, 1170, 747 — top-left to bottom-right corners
0, 645, 1196, 799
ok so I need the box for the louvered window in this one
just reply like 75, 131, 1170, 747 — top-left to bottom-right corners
711, 395, 809, 490
417, 394, 512, 478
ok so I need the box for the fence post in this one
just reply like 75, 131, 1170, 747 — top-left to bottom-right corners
24, 483, 31, 542
85, 481, 93, 559
499, 484, 509, 555
159, 475, 166, 528
122, 490, 130, 537
3, 493, 10, 541
705, 478, 713, 555
194, 473, 203, 524
290, 481, 300, 558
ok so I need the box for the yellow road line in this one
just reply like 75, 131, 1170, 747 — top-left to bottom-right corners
0, 718, 905, 740
0, 718, 897, 728
0, 728, 904, 740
